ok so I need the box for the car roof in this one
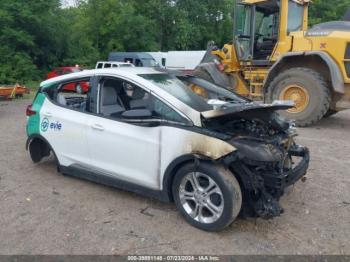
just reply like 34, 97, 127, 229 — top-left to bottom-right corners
54, 67, 81, 70
40, 67, 165, 87
96, 61, 131, 64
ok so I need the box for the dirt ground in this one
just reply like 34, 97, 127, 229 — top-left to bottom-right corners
0, 99, 349, 255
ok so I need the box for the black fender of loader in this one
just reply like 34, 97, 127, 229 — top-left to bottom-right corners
264, 51, 345, 94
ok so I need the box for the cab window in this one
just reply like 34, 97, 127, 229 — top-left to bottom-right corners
97, 77, 189, 124
287, 1, 304, 33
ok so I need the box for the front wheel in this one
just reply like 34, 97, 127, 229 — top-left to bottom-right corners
267, 67, 331, 127
172, 162, 242, 231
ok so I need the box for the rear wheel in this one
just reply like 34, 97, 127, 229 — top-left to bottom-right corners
172, 162, 242, 231
268, 67, 331, 127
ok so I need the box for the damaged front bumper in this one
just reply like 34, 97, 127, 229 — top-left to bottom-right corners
263, 145, 310, 193
227, 144, 310, 219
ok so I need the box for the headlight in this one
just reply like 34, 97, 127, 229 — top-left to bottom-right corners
232, 139, 283, 163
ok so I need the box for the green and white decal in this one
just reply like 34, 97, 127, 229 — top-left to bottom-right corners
26, 92, 46, 136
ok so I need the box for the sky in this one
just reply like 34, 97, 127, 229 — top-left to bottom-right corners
60, 0, 78, 8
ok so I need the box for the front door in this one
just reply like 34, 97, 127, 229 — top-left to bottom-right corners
86, 76, 162, 189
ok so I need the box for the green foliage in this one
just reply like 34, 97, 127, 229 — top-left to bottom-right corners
0, 0, 349, 84
309, 0, 350, 26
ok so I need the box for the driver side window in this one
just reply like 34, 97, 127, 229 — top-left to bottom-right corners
98, 77, 188, 124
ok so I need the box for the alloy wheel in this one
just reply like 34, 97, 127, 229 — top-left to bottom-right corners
179, 172, 224, 224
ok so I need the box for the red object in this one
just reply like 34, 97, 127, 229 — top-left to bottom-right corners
26, 104, 36, 116
46, 67, 89, 93
217, 64, 225, 72
0, 85, 30, 100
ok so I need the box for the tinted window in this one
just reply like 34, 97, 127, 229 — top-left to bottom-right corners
135, 59, 143, 67
97, 63, 103, 69
104, 63, 112, 68
124, 58, 134, 63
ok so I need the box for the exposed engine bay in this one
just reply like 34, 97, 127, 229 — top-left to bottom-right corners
199, 96, 309, 219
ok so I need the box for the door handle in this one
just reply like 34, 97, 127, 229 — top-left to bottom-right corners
91, 124, 105, 131
43, 112, 53, 117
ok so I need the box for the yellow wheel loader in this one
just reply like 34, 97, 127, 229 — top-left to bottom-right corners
195, 0, 350, 126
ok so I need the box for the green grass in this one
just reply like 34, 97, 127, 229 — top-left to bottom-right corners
23, 80, 41, 99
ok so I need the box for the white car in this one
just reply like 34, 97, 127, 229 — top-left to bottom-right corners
26, 68, 309, 231
96, 61, 135, 69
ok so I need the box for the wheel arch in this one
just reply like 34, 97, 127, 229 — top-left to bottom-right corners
161, 154, 216, 202
264, 52, 344, 95
26, 134, 58, 165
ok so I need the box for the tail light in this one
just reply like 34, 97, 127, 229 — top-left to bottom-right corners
26, 104, 36, 116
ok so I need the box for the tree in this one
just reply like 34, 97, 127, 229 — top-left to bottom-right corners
309, 0, 350, 25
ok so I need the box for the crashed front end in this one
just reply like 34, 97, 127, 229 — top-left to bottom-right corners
202, 102, 310, 219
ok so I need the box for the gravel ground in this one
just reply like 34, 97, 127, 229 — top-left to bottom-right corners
0, 99, 349, 255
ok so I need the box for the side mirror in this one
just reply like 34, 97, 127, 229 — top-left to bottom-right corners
121, 109, 153, 119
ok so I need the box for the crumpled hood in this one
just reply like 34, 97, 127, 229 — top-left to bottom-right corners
201, 100, 294, 120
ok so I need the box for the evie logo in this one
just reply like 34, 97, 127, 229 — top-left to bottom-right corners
41, 118, 62, 132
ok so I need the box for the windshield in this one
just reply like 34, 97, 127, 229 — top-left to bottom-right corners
235, 4, 252, 60
139, 74, 248, 112
141, 58, 158, 67
288, 1, 304, 33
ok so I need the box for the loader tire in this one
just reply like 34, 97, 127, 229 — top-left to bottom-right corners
267, 67, 331, 127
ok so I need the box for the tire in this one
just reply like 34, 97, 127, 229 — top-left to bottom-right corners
172, 162, 242, 231
267, 67, 331, 127
75, 83, 83, 94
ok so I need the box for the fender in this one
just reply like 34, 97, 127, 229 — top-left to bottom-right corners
264, 51, 345, 94
161, 153, 215, 202
26, 134, 59, 166
26, 134, 51, 150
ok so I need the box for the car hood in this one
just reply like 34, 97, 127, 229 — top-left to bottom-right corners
201, 100, 294, 120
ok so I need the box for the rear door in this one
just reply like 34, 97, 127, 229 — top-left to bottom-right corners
40, 76, 92, 168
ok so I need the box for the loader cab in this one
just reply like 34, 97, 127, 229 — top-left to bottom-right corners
234, 0, 307, 64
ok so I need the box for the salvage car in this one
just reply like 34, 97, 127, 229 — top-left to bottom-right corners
26, 68, 309, 231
